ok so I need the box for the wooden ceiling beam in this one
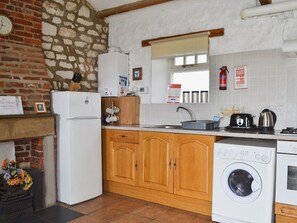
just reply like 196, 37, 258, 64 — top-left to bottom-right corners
141, 28, 225, 47
96, 0, 173, 19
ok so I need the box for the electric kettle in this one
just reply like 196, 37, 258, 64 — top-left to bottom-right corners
258, 109, 277, 131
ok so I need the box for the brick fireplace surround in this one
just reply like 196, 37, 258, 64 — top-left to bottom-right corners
0, 114, 56, 208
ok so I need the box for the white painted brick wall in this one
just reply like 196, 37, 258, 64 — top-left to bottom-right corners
107, 0, 297, 129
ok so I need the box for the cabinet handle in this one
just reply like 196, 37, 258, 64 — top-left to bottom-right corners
169, 159, 172, 169
120, 135, 127, 138
135, 161, 138, 170
174, 159, 177, 169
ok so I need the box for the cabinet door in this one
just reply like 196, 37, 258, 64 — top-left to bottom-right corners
173, 134, 214, 201
139, 132, 173, 193
108, 142, 138, 186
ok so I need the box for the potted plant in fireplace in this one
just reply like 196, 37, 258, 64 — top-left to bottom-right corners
0, 159, 33, 221
0, 159, 33, 192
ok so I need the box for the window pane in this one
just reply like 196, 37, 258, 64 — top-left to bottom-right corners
174, 57, 184, 66
288, 166, 297, 190
185, 55, 195, 65
197, 54, 207, 64
172, 70, 209, 102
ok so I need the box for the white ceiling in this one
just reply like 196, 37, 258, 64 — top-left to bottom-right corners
87, 0, 139, 11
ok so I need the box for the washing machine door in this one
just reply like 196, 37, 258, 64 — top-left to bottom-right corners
222, 163, 262, 204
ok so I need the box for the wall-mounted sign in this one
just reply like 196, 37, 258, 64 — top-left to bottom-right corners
234, 65, 248, 89
167, 84, 181, 103
0, 96, 24, 115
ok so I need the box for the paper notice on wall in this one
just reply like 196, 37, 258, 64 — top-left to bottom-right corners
167, 84, 181, 103
234, 66, 248, 89
0, 141, 16, 174
0, 96, 24, 115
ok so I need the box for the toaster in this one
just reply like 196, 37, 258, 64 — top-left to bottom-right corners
227, 113, 257, 130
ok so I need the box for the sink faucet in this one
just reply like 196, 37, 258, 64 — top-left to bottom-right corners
176, 106, 196, 121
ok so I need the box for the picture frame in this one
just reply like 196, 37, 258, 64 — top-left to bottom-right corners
132, 67, 142, 81
34, 101, 47, 113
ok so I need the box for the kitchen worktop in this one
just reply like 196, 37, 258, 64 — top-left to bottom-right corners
103, 124, 297, 141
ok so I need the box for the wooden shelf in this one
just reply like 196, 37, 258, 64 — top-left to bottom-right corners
0, 114, 55, 141
142, 28, 224, 47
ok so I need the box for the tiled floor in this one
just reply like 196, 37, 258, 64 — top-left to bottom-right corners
66, 192, 212, 223
12, 192, 212, 222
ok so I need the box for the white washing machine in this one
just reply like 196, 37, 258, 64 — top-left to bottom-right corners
212, 138, 276, 223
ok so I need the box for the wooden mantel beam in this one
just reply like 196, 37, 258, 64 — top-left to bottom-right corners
96, 0, 173, 19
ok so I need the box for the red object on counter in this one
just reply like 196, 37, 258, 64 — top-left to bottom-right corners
219, 66, 229, 90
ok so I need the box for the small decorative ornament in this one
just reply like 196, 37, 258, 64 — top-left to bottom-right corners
0, 15, 13, 36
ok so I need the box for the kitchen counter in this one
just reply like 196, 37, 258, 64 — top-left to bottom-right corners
103, 124, 297, 141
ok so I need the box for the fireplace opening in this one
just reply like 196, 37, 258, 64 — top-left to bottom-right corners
26, 169, 44, 210
0, 141, 46, 221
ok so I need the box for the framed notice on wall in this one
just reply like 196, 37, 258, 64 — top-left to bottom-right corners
167, 84, 181, 103
0, 96, 24, 115
234, 65, 248, 89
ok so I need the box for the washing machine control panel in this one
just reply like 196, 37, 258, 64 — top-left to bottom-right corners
215, 147, 271, 163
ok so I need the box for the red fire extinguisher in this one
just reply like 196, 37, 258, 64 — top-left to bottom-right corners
219, 66, 229, 90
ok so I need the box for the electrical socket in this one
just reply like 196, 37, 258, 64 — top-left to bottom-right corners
139, 87, 149, 94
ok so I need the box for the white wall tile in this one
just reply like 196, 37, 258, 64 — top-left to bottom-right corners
140, 49, 297, 130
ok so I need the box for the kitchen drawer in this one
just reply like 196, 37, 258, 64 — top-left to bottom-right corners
110, 130, 139, 144
275, 202, 297, 219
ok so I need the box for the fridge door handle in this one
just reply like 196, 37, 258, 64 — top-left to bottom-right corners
68, 116, 101, 120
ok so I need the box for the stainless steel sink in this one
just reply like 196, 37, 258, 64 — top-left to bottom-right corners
143, 124, 182, 129
181, 120, 219, 130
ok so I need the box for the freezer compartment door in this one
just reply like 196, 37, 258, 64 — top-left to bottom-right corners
68, 119, 102, 204
52, 91, 101, 118
68, 92, 101, 118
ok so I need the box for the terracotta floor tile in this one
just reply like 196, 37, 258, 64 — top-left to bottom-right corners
188, 217, 213, 223
110, 213, 152, 223
123, 196, 151, 206
155, 207, 197, 223
110, 199, 146, 213
130, 204, 169, 219
62, 193, 212, 223
88, 206, 126, 222
69, 193, 125, 214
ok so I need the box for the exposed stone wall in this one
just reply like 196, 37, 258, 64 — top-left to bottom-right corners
42, 0, 108, 91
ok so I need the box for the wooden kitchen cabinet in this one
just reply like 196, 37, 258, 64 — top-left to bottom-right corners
103, 129, 139, 186
173, 134, 213, 201
139, 132, 173, 193
139, 131, 214, 200
275, 203, 297, 223
104, 129, 219, 216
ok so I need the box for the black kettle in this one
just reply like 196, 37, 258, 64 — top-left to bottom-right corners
258, 109, 277, 131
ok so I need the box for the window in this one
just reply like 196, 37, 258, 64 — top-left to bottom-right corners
150, 33, 210, 104
173, 54, 208, 67
171, 54, 209, 103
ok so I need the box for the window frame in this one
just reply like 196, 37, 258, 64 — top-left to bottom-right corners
171, 53, 209, 69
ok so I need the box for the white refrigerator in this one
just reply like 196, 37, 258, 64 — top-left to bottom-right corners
51, 91, 102, 205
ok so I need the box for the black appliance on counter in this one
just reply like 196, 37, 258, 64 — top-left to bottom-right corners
226, 113, 257, 130
280, 127, 297, 134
